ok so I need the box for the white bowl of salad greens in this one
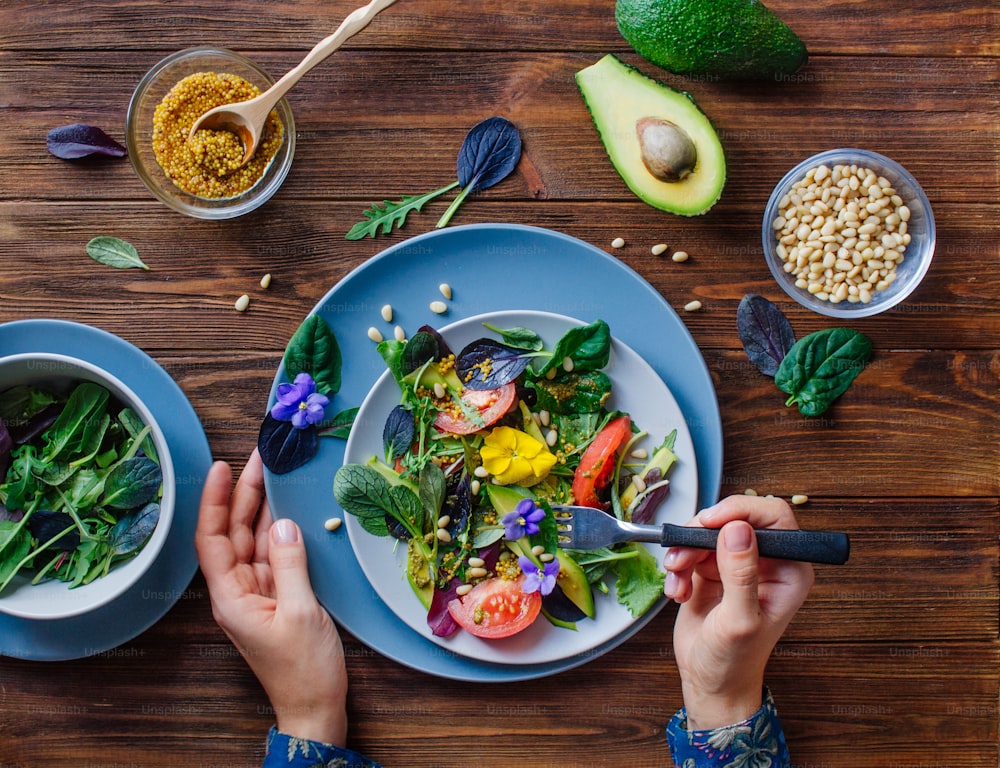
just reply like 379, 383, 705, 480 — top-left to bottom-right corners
0, 353, 175, 620
335, 310, 697, 666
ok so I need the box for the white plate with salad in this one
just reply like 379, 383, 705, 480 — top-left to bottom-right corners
262, 222, 723, 681
338, 310, 698, 665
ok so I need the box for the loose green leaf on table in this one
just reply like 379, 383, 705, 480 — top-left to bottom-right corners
86, 236, 149, 270
775, 327, 873, 416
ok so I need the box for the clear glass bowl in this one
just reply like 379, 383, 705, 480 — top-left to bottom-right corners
761, 148, 935, 318
126, 46, 295, 220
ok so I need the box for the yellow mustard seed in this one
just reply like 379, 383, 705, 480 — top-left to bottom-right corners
152, 71, 284, 200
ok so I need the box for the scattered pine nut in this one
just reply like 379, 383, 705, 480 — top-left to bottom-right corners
684, 300, 703, 312
791, 494, 809, 505
259, 273, 272, 289
436, 528, 452, 543
744, 488, 758, 496
474, 465, 489, 478
367, 326, 384, 343
545, 429, 558, 447
381, 304, 393, 322
651, 243, 668, 256
394, 325, 406, 341
468, 566, 488, 579
468, 557, 486, 569
433, 382, 446, 399
539, 553, 555, 562
611, 237, 625, 249
631, 448, 648, 460
562, 356, 574, 372
456, 583, 473, 596
671, 250, 690, 263
531, 544, 546, 557
234, 294, 250, 312
430, 300, 448, 314
439, 282, 453, 300
632, 475, 647, 493
324, 517, 342, 532
437, 515, 451, 528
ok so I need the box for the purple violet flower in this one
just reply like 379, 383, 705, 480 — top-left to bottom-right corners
519, 556, 559, 596
270, 372, 329, 429
501, 498, 545, 540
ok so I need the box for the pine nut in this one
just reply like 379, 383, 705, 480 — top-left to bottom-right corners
436, 528, 452, 543
562, 356, 574, 372
468, 557, 486, 568
468, 567, 488, 579
531, 545, 545, 557
381, 304, 393, 322
474, 465, 489, 478
651, 243, 668, 256
367, 326, 384, 343
437, 515, 451, 529
324, 517, 342, 531
394, 325, 406, 342
671, 250, 689, 263
791, 494, 809, 505
539, 553, 555, 562
430, 300, 447, 314
631, 448, 648, 460
456, 584, 473, 596
611, 237, 625, 249
439, 282, 453, 299
433, 382, 446, 399
470, 479, 481, 495
259, 273, 272, 289
234, 294, 250, 312
684, 300, 702, 312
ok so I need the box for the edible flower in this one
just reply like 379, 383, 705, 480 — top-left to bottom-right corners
502, 498, 546, 541
518, 556, 559, 596
479, 426, 557, 486
270, 372, 329, 429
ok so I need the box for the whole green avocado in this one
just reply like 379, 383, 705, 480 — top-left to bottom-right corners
616, 0, 808, 80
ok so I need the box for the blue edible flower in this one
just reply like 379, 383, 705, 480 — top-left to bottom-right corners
518, 556, 559, 596
270, 372, 329, 429
501, 498, 545, 541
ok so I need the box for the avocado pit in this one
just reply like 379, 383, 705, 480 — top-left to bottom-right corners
636, 117, 697, 182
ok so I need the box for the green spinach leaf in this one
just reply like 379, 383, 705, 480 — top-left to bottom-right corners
775, 327, 872, 416
283, 315, 342, 396
86, 236, 149, 270
536, 319, 612, 376
102, 456, 162, 509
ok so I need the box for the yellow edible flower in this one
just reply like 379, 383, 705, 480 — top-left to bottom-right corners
480, 426, 557, 486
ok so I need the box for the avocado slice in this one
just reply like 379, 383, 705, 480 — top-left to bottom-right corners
576, 54, 726, 216
406, 538, 433, 609
615, 0, 807, 80
554, 550, 595, 619
483, 484, 533, 517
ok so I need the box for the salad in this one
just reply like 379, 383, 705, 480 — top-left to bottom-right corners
334, 317, 678, 641
0, 381, 163, 593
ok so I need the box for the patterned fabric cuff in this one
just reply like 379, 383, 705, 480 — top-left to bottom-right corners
263, 726, 383, 768
665, 688, 790, 767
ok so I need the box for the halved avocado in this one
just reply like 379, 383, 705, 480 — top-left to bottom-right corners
576, 54, 726, 216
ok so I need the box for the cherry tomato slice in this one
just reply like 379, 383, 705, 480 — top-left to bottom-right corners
446, 576, 542, 639
433, 382, 517, 435
571, 414, 632, 508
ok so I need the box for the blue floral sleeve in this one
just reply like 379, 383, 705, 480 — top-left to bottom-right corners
665, 688, 790, 768
263, 726, 383, 768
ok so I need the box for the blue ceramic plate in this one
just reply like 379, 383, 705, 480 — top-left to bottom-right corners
264, 223, 723, 681
0, 319, 212, 661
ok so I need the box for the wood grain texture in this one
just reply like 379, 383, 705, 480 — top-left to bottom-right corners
0, 0, 997, 766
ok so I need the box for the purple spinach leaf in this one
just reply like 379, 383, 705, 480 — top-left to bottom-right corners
456, 339, 533, 390
257, 413, 319, 475
737, 294, 797, 377
47, 123, 126, 160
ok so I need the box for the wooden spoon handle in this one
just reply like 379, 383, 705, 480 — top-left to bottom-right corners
265, 0, 399, 103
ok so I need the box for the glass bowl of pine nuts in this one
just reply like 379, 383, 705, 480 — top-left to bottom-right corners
126, 47, 295, 220
762, 148, 935, 318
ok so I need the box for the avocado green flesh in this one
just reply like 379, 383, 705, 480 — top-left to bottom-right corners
576, 54, 726, 216
615, 0, 807, 79
555, 550, 595, 619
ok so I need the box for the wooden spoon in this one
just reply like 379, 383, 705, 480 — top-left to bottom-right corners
188, 0, 399, 166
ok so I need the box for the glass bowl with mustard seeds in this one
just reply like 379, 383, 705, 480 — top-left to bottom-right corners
126, 47, 295, 220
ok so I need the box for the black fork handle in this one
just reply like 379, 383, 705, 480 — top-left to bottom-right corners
659, 524, 850, 565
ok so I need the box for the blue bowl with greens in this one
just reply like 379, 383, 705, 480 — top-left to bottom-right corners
0, 353, 175, 620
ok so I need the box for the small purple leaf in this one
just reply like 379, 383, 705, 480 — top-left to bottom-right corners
47, 123, 127, 160
737, 294, 797, 378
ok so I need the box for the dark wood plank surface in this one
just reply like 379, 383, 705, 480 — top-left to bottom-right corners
0, 1, 997, 766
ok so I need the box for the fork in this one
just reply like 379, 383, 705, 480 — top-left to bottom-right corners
552, 505, 850, 565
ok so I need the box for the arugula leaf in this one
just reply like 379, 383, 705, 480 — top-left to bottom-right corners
346, 183, 460, 240
86, 236, 149, 270
775, 327, 872, 416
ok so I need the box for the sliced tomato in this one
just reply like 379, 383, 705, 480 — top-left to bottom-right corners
433, 382, 517, 435
571, 414, 632, 508
446, 576, 542, 639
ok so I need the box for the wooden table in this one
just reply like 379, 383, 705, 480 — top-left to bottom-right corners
1, 1, 997, 765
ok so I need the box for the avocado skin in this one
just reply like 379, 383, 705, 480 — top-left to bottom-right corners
616, 0, 808, 80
